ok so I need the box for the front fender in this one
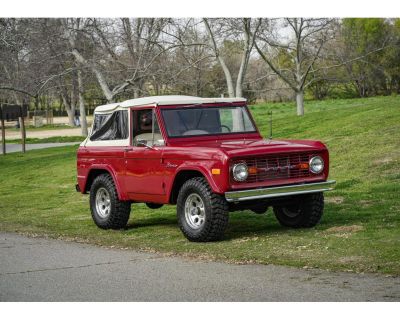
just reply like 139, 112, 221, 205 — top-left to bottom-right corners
169, 161, 228, 196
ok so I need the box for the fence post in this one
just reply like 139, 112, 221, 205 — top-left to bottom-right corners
1, 105, 5, 155
19, 105, 26, 153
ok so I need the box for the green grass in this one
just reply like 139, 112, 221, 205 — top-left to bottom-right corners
4, 136, 84, 144
1, 95, 399, 274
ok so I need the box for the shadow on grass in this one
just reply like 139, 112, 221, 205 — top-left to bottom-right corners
121, 203, 368, 239
125, 216, 177, 230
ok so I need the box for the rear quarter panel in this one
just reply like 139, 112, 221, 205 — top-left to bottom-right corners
77, 146, 128, 200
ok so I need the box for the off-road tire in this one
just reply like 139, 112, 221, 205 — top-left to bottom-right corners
273, 192, 324, 228
90, 173, 131, 229
177, 177, 229, 242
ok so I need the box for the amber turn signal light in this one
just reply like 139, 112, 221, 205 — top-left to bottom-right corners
211, 168, 221, 175
297, 163, 309, 169
248, 167, 258, 174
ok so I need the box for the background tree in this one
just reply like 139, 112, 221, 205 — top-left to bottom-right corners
337, 18, 393, 97
203, 18, 261, 98
255, 18, 335, 115
1, 18, 400, 120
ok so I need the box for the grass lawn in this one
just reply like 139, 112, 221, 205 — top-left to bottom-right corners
4, 136, 84, 144
1, 95, 399, 274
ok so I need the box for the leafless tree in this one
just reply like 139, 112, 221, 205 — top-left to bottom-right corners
157, 19, 215, 96
63, 18, 175, 102
0, 19, 75, 109
255, 18, 335, 115
2, 18, 400, 121
203, 18, 262, 98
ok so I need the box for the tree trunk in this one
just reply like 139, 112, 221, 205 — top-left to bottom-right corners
61, 92, 75, 127
217, 56, 235, 98
235, 52, 247, 98
296, 91, 304, 116
65, 108, 75, 126
235, 43, 251, 98
203, 19, 235, 98
77, 70, 88, 136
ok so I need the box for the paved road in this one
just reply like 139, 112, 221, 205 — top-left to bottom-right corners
0, 232, 399, 301
1, 142, 80, 154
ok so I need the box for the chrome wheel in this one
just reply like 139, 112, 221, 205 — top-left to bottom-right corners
184, 193, 206, 229
95, 187, 111, 218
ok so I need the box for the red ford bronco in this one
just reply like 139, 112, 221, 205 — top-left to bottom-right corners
76, 95, 335, 242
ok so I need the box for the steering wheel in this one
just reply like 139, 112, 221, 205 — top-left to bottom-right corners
220, 125, 231, 133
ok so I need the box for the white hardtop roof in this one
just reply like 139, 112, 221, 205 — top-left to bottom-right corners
94, 95, 247, 113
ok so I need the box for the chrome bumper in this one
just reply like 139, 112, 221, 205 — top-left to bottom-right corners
225, 180, 336, 202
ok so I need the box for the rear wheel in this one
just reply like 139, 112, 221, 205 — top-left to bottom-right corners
273, 193, 324, 228
177, 177, 229, 242
90, 173, 131, 229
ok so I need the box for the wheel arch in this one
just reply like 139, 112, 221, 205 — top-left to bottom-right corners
84, 166, 126, 200
168, 166, 224, 204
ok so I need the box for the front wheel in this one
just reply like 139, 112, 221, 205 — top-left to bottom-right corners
90, 173, 131, 229
177, 177, 229, 242
273, 193, 324, 228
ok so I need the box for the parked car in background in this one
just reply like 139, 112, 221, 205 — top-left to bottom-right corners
76, 96, 335, 241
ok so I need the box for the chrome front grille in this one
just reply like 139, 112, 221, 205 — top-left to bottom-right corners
232, 153, 316, 183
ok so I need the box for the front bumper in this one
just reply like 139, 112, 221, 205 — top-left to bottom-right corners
225, 180, 336, 202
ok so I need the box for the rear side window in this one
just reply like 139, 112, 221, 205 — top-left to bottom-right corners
90, 110, 128, 141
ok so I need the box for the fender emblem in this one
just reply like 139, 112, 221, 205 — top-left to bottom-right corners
165, 162, 178, 168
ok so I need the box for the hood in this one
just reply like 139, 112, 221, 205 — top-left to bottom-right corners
174, 138, 327, 158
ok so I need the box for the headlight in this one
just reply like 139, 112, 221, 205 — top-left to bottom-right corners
309, 156, 324, 174
232, 163, 248, 181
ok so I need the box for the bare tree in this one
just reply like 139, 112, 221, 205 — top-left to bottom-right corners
203, 18, 261, 98
2, 18, 400, 121
0, 19, 57, 106
63, 18, 174, 102
0, 18, 79, 127
255, 18, 334, 115
156, 19, 215, 96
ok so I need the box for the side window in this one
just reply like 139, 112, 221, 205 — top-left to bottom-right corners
90, 110, 128, 141
132, 109, 164, 147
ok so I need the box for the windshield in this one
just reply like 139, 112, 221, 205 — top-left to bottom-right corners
161, 106, 256, 137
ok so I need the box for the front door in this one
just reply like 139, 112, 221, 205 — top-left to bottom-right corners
124, 108, 165, 199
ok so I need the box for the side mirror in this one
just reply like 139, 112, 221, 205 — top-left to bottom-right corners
136, 139, 148, 147
136, 139, 158, 150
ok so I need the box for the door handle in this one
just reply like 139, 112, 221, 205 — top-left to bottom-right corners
124, 148, 133, 152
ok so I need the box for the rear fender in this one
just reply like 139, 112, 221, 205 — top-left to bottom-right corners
84, 165, 128, 201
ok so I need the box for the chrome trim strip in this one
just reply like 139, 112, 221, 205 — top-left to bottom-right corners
225, 180, 336, 202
